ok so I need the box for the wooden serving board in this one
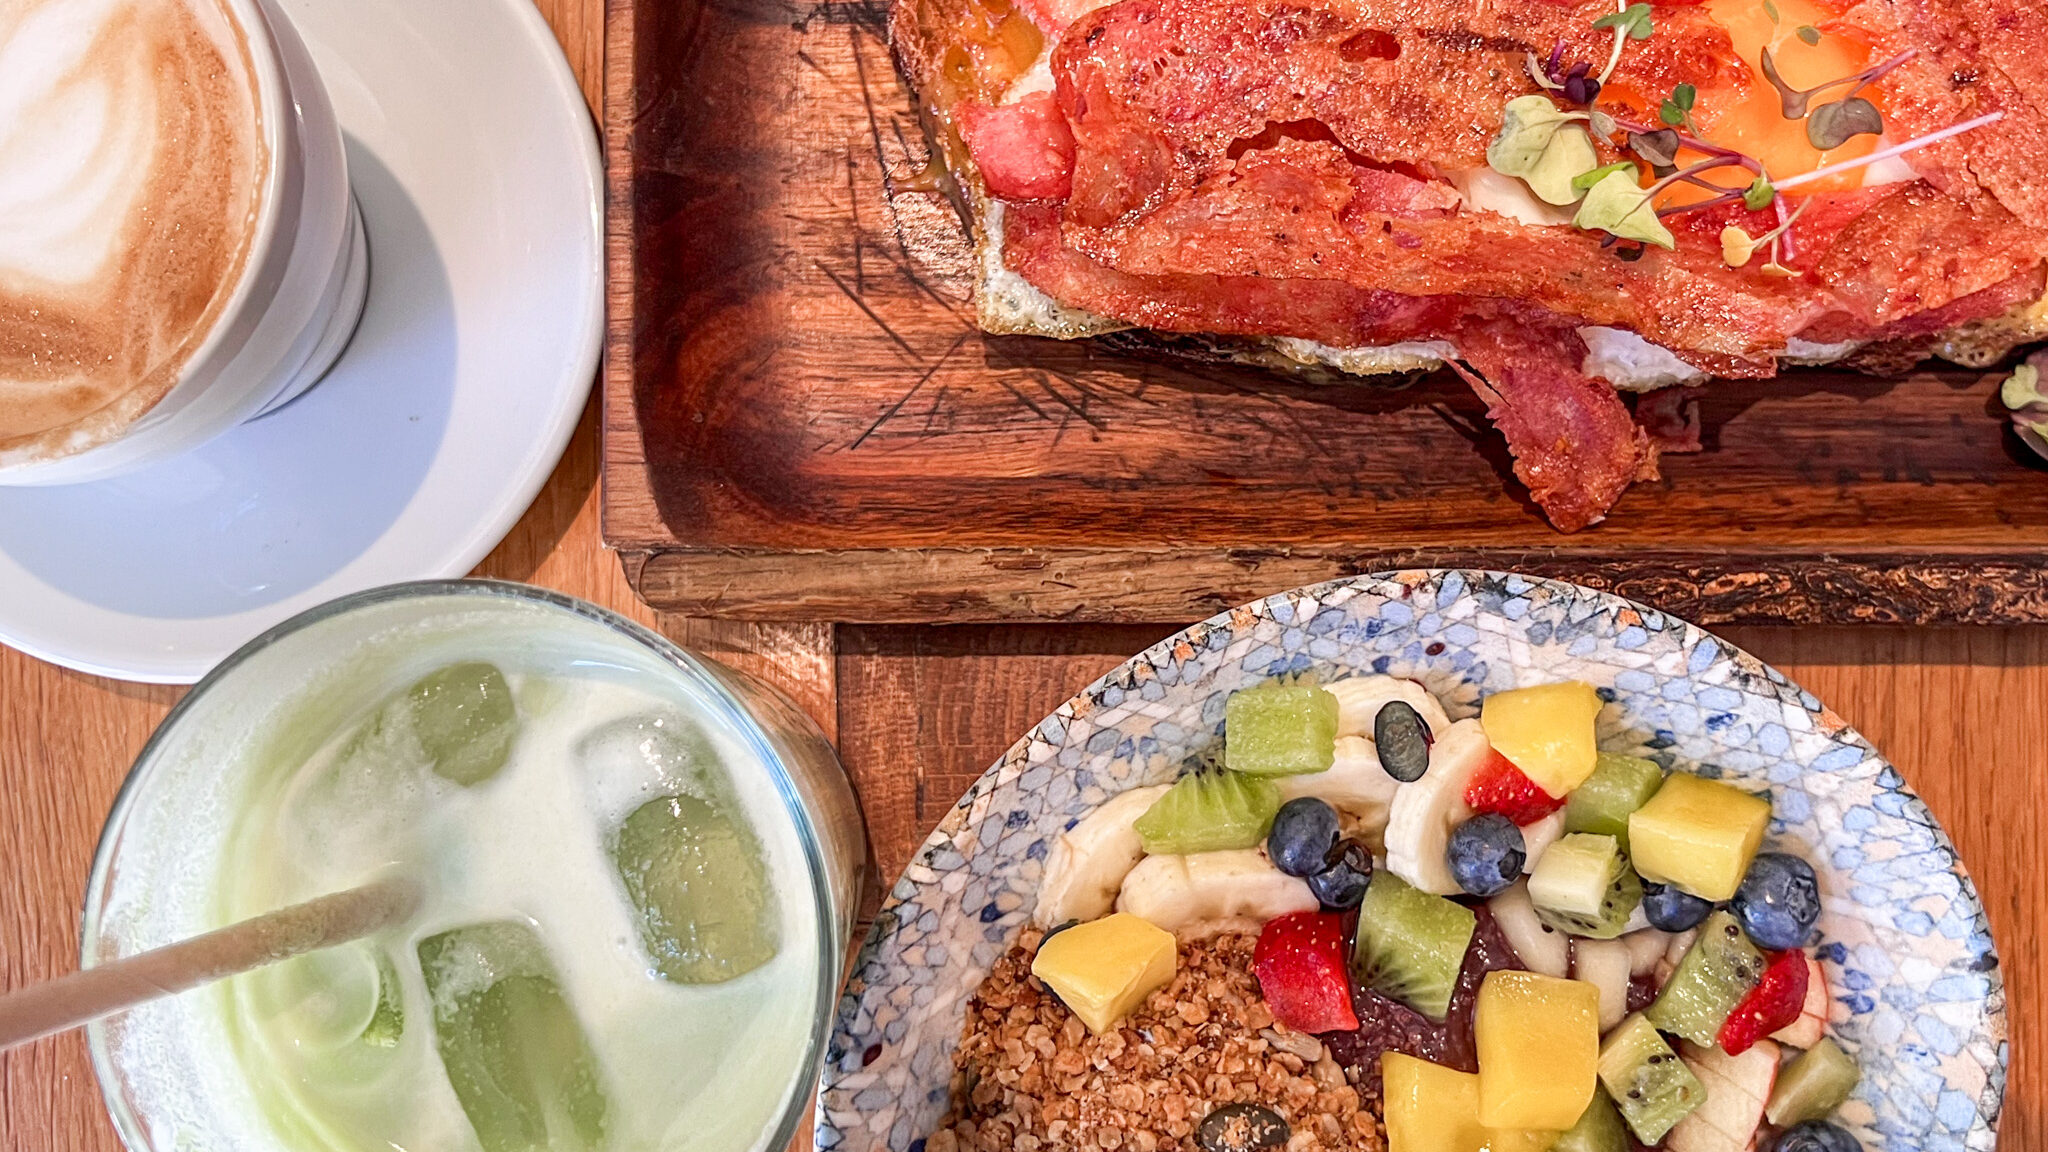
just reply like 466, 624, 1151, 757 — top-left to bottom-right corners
600, 0, 2048, 625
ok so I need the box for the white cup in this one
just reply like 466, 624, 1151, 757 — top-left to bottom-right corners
0, 0, 368, 486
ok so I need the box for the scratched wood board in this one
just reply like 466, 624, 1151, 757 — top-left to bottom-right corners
600, 0, 2048, 625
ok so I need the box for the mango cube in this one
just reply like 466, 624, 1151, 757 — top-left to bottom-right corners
1030, 913, 1176, 1035
1627, 773, 1771, 901
1476, 971, 1600, 1131
1479, 682, 1602, 798
1382, 1053, 1558, 1152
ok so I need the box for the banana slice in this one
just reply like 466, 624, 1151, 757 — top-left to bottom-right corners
1034, 784, 1170, 926
1382, 718, 1491, 894
1518, 810, 1567, 874
1115, 848, 1318, 937
1325, 676, 1454, 740
1489, 881, 1570, 978
1276, 735, 1400, 827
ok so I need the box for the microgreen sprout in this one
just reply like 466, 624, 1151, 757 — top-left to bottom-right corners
2002, 358, 2048, 461
1628, 128, 1682, 176
1743, 175, 1776, 211
1592, 0, 1654, 85
1575, 165, 1678, 248
1796, 24, 1822, 46
1573, 161, 1640, 192
1660, 83, 1700, 134
1760, 47, 1916, 120
1720, 199, 1810, 268
1772, 109, 2006, 192
1762, 0, 1781, 23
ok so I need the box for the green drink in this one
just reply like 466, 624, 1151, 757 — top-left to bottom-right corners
83, 586, 865, 1152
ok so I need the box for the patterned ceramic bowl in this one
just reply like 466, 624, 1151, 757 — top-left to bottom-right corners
820, 572, 2006, 1152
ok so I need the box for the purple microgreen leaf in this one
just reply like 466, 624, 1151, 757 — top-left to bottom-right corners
1525, 52, 1566, 91
1627, 128, 1682, 175
1759, 47, 1812, 119
1807, 97, 1883, 150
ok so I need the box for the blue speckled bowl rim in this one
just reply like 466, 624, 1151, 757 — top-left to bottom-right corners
822, 570, 2007, 1148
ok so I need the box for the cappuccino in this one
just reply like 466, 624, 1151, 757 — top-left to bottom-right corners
0, 0, 267, 463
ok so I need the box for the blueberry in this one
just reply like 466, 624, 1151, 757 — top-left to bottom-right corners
1308, 841, 1373, 910
1268, 797, 1341, 878
1773, 1119, 1861, 1152
1642, 882, 1714, 932
1446, 813, 1525, 898
1732, 852, 1821, 950
1198, 1103, 1290, 1152
1374, 701, 1432, 783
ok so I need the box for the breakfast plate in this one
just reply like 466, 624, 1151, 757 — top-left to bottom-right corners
821, 571, 2006, 1151
0, 0, 601, 683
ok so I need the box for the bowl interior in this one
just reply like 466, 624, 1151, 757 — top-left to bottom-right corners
821, 571, 2006, 1152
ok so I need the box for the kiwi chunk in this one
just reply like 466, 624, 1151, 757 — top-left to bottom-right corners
1528, 833, 1642, 939
1597, 1013, 1705, 1142
1766, 1036, 1860, 1126
1565, 754, 1665, 848
1352, 871, 1475, 1021
1552, 1086, 1629, 1152
1225, 685, 1339, 777
1645, 911, 1764, 1044
1133, 770, 1283, 855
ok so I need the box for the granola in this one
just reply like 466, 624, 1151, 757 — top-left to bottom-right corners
930, 930, 1383, 1152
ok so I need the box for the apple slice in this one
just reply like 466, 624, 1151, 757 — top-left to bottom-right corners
1770, 954, 1830, 1049
1666, 1040, 1779, 1152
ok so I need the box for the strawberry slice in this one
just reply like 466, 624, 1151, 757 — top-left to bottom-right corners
1254, 911, 1359, 1034
1718, 948, 1810, 1055
1463, 748, 1568, 826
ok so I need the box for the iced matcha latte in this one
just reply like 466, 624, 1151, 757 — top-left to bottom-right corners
83, 585, 860, 1152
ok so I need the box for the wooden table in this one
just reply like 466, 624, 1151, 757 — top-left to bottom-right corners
0, 3, 2040, 1147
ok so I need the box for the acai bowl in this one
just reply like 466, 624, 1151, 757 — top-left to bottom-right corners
83, 580, 867, 1152
823, 572, 2004, 1152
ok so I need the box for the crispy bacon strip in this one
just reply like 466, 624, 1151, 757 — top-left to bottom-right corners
1449, 327, 1660, 532
958, 92, 1076, 201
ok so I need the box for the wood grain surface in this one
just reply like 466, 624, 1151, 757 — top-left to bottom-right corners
600, 0, 2048, 624
0, 5, 2040, 1152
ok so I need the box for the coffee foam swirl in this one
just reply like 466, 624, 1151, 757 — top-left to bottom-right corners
0, 0, 265, 463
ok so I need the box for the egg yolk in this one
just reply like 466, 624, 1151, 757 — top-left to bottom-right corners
1662, 0, 1879, 203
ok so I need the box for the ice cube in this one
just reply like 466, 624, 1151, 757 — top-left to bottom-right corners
406, 662, 519, 786
417, 922, 608, 1152
612, 793, 777, 984
575, 712, 727, 804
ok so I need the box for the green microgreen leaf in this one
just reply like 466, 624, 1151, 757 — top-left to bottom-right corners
1807, 97, 1884, 150
1573, 161, 1640, 191
1796, 24, 1822, 45
1743, 175, 1776, 211
1762, 0, 1780, 23
1573, 169, 1676, 248
1673, 83, 1697, 111
1487, 95, 1597, 205
1593, 2, 1655, 41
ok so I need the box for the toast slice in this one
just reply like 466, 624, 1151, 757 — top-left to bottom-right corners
890, 0, 2048, 529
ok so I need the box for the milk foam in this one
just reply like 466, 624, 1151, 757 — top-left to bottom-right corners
0, 0, 265, 461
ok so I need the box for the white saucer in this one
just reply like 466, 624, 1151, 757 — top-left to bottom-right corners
0, 0, 602, 683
